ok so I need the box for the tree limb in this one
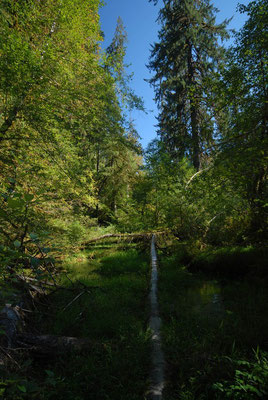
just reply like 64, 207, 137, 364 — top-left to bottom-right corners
186, 167, 210, 188
0, 99, 24, 140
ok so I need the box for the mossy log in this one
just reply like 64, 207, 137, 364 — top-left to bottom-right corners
0, 305, 92, 356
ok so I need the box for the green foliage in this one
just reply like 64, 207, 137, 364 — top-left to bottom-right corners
0, 0, 145, 270
213, 351, 268, 399
143, 0, 267, 245
190, 246, 268, 277
0, 241, 151, 400
106, 16, 145, 113
0, 368, 65, 399
148, 0, 229, 170
156, 239, 268, 399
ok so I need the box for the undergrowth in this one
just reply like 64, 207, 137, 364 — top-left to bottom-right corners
157, 241, 268, 400
190, 246, 268, 278
0, 239, 151, 400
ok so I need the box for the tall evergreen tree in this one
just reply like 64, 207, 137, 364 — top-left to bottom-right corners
216, 0, 268, 239
106, 17, 144, 114
148, 0, 229, 170
106, 16, 127, 82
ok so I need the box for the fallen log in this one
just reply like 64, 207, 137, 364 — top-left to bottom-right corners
15, 333, 93, 355
0, 305, 93, 357
85, 232, 151, 244
86, 233, 122, 243
85, 231, 168, 245
0, 305, 22, 347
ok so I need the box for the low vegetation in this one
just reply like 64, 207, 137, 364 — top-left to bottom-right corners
190, 246, 268, 278
0, 240, 151, 399
156, 240, 268, 399
0, 0, 267, 398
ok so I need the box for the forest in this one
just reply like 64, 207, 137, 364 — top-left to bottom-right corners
0, 0, 267, 399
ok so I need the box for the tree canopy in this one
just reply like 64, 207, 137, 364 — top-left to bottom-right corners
0, 0, 267, 270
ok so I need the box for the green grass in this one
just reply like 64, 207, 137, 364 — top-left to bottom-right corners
0, 240, 152, 400
157, 243, 268, 400
190, 246, 268, 278
2, 238, 267, 399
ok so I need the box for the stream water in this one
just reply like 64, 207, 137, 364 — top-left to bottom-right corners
185, 280, 224, 317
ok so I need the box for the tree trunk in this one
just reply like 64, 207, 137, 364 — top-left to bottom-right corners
249, 166, 268, 239
187, 42, 200, 171
190, 106, 200, 171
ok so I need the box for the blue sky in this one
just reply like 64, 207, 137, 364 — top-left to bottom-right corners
99, 0, 251, 149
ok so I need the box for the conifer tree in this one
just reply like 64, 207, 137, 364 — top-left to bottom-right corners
148, 0, 229, 170
216, 0, 268, 239
106, 17, 127, 82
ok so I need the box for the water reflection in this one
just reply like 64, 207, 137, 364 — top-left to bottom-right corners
186, 281, 224, 317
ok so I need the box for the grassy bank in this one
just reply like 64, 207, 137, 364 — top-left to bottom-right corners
157, 242, 268, 400
190, 246, 268, 278
0, 239, 151, 400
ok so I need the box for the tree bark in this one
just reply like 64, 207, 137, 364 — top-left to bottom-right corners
187, 42, 200, 171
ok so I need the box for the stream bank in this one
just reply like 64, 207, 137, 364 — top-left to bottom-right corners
0, 239, 151, 400
156, 240, 268, 400
1, 237, 267, 399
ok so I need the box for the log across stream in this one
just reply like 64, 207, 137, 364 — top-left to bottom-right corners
2, 235, 265, 400
148, 234, 165, 399
1, 234, 166, 399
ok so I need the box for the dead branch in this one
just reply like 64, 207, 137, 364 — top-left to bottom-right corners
0, 345, 21, 368
16, 274, 56, 287
186, 167, 210, 188
61, 291, 88, 312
